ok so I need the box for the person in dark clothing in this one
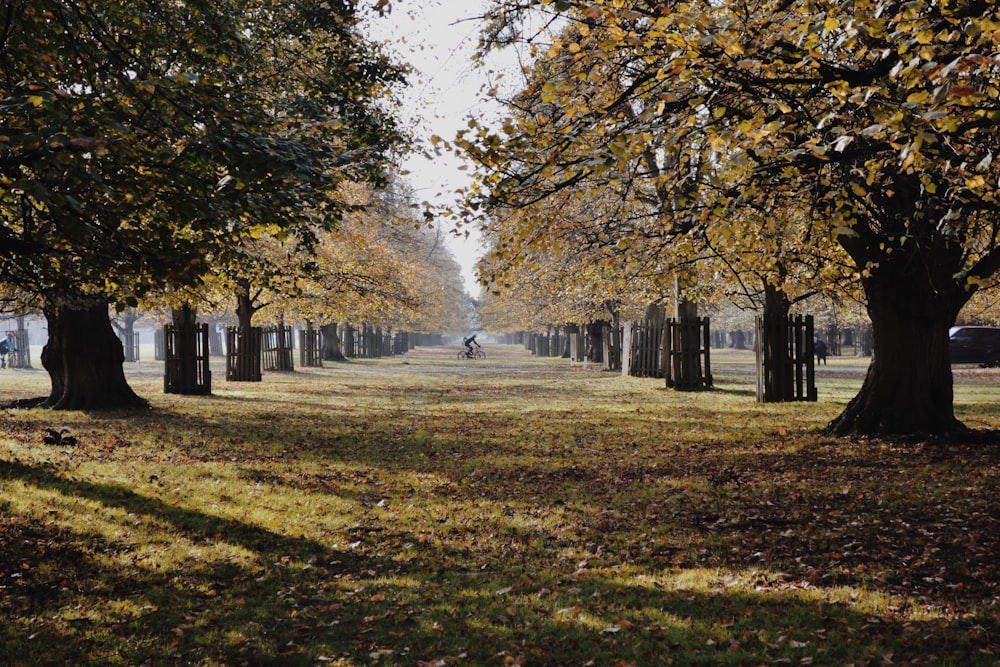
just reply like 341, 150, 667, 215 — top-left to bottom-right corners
0, 332, 16, 368
463, 334, 479, 357
815, 338, 827, 365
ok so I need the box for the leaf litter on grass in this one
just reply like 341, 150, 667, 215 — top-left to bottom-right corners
0, 347, 999, 664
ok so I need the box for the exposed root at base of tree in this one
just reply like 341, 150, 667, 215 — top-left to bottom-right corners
1, 397, 50, 409
1, 396, 151, 411
829, 427, 1000, 447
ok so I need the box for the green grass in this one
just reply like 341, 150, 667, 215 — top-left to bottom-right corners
1, 345, 999, 665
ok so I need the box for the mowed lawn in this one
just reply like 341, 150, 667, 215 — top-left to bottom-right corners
2, 344, 1000, 665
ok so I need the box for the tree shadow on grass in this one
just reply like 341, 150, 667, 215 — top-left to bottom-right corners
0, 459, 374, 665
398, 573, 996, 666
2, 456, 999, 665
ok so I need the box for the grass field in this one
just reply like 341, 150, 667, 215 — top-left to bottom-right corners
2, 344, 1000, 665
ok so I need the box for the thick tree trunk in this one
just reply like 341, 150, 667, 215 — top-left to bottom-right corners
825, 251, 965, 435
826, 171, 974, 436
825, 313, 960, 436
41, 302, 146, 410
321, 323, 345, 361
586, 320, 606, 364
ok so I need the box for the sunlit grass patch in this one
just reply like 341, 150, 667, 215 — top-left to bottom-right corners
1, 345, 999, 664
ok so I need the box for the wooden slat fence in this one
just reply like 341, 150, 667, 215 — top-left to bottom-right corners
299, 328, 323, 368
8, 328, 30, 369
624, 320, 667, 378
665, 317, 713, 390
164, 323, 211, 395
226, 327, 262, 382
755, 314, 816, 402
262, 325, 294, 371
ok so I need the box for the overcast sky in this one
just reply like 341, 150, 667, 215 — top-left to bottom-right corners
371, 1, 516, 294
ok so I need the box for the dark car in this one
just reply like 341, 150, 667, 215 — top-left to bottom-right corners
949, 326, 1000, 366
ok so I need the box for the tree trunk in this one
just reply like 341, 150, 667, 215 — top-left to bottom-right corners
672, 278, 704, 387
825, 169, 977, 435
586, 320, 606, 364
230, 280, 262, 382
321, 323, 345, 361
41, 301, 146, 410
825, 241, 966, 435
825, 309, 961, 436
111, 310, 138, 363
758, 284, 792, 403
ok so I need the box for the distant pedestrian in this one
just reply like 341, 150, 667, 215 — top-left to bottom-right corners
0, 332, 16, 368
815, 338, 827, 365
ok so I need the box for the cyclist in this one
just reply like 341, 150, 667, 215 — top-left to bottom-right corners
463, 333, 479, 358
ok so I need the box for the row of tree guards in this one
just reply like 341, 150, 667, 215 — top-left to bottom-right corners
512, 313, 837, 403
159, 322, 444, 395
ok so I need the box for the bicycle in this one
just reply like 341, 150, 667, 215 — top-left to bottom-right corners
458, 346, 486, 360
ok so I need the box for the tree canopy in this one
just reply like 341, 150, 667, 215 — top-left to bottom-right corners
0, 0, 405, 307
0, 0, 406, 407
462, 0, 1000, 436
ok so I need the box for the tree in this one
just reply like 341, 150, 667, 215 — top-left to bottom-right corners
477, 192, 669, 341
282, 181, 472, 338
465, 0, 1000, 436
225, 179, 471, 365
0, 0, 405, 408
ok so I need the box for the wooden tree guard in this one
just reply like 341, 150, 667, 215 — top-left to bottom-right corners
602, 324, 623, 371
755, 314, 816, 402
382, 329, 393, 357
533, 333, 551, 356
208, 325, 224, 357
665, 317, 713, 390
359, 325, 388, 359
120, 332, 140, 363
342, 325, 356, 358
9, 326, 31, 369
623, 320, 667, 378
262, 325, 294, 371
226, 326, 262, 382
299, 327, 323, 367
358, 325, 371, 358
393, 331, 409, 355
569, 330, 585, 363
164, 323, 211, 395
343, 325, 391, 359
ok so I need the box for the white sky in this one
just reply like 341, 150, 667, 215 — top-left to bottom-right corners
371, 1, 517, 295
